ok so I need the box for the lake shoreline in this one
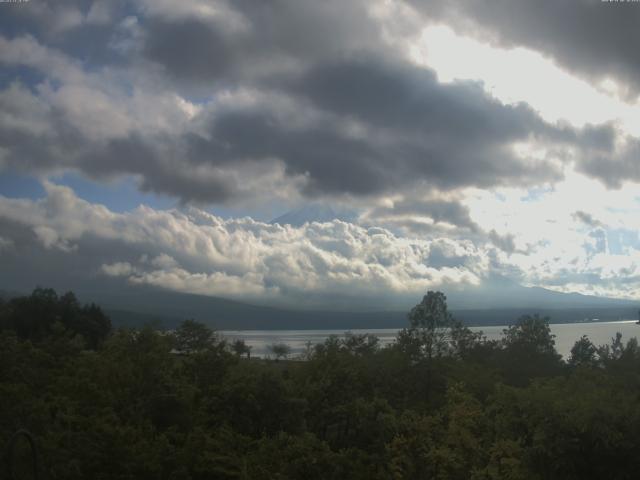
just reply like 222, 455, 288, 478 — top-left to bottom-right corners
220, 320, 640, 359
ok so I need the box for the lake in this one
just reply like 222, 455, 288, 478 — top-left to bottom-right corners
221, 320, 640, 359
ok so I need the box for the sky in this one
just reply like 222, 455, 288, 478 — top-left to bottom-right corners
1, 0, 640, 310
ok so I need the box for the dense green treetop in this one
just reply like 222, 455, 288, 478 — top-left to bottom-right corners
0, 287, 111, 349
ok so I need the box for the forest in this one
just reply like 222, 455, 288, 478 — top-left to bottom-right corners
2, 288, 640, 479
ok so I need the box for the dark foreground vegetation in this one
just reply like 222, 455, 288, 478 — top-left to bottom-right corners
2, 289, 640, 479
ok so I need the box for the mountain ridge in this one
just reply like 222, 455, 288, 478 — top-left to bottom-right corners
3, 285, 637, 330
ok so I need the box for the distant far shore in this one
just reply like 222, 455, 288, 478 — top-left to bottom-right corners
220, 320, 640, 359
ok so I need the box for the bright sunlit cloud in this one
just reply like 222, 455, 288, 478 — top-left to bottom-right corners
413, 25, 640, 136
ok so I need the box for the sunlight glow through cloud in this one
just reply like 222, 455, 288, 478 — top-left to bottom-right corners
415, 25, 640, 136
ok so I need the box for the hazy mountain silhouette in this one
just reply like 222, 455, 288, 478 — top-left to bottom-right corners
4, 279, 637, 330
443, 276, 637, 310
77, 284, 639, 330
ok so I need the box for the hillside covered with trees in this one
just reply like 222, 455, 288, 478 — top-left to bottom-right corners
2, 289, 640, 479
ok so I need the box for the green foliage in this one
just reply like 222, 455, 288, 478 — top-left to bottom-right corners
172, 319, 219, 354
402, 290, 455, 360
502, 314, 557, 355
231, 338, 252, 358
0, 288, 111, 348
269, 342, 292, 360
568, 335, 599, 367
499, 314, 564, 386
1, 289, 640, 479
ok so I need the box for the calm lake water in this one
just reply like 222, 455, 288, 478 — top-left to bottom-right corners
221, 320, 640, 359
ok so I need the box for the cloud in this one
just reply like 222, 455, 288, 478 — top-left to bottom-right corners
0, 183, 489, 307
101, 261, 135, 277
488, 230, 517, 254
0, 235, 13, 251
1, 3, 634, 205
119, 265, 276, 298
3, 179, 640, 303
33, 225, 77, 252
139, 0, 386, 86
573, 210, 604, 228
410, 0, 640, 101
360, 192, 480, 235
3, 0, 640, 305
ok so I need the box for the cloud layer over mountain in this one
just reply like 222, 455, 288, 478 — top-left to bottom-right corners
1, 0, 640, 306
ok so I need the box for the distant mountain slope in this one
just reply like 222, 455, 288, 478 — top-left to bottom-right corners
3, 283, 638, 330
82, 287, 407, 330
104, 309, 183, 329
443, 277, 638, 310
77, 285, 640, 330
0, 289, 22, 301
102, 303, 639, 331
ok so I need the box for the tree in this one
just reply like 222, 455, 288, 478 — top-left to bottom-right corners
341, 332, 380, 356
598, 331, 625, 362
231, 338, 252, 359
399, 291, 456, 361
500, 314, 562, 385
395, 291, 459, 403
269, 342, 291, 361
2, 287, 59, 341
449, 321, 484, 359
502, 314, 558, 355
75, 302, 111, 349
172, 319, 217, 354
0, 288, 111, 348
568, 335, 598, 367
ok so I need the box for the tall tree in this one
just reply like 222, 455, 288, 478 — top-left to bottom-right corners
269, 342, 292, 361
400, 291, 456, 361
397, 291, 457, 402
232, 339, 252, 359
568, 335, 598, 367
500, 314, 562, 385
172, 319, 217, 354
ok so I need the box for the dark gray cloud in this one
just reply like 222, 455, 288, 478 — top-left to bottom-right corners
364, 196, 479, 232
186, 107, 390, 196
579, 139, 640, 188
0, 55, 626, 205
143, 18, 236, 84
140, 0, 386, 87
0, 0, 636, 207
410, 0, 640, 100
488, 229, 521, 255
170, 57, 625, 198
286, 58, 570, 189
80, 136, 237, 203
573, 210, 603, 228
0, 0, 132, 68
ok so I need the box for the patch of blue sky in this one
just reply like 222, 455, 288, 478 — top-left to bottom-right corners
0, 65, 49, 92
0, 168, 300, 222
605, 205, 639, 215
49, 172, 177, 213
520, 185, 554, 202
205, 199, 296, 223
53, 172, 298, 222
493, 191, 507, 202
606, 228, 640, 255
0, 171, 45, 199
1, 170, 178, 212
